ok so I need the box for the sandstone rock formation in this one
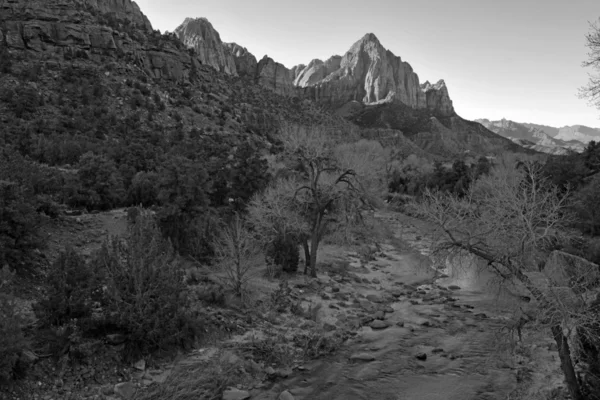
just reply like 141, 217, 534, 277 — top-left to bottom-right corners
293, 33, 454, 116
174, 18, 237, 75
0, 0, 202, 81
293, 56, 341, 87
421, 80, 453, 117
256, 55, 295, 96
224, 42, 257, 77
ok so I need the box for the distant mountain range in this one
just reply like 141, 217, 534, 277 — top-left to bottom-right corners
475, 119, 600, 154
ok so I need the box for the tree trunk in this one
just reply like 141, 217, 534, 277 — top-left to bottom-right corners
303, 241, 310, 275
309, 231, 319, 278
551, 325, 585, 400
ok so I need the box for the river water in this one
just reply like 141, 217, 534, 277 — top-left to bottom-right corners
253, 212, 544, 400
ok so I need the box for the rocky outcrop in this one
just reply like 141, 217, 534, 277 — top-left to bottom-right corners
476, 118, 585, 154
293, 33, 454, 116
421, 80, 453, 117
174, 18, 237, 75
224, 42, 257, 77
555, 125, 600, 144
256, 55, 294, 96
0, 0, 204, 81
293, 56, 341, 87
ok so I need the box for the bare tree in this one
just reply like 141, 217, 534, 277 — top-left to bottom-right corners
414, 161, 599, 400
249, 124, 374, 278
213, 214, 263, 298
581, 19, 600, 111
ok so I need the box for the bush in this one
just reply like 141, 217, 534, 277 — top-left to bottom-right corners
0, 180, 44, 273
91, 210, 197, 359
266, 235, 299, 273
0, 266, 30, 383
76, 152, 125, 210
35, 247, 94, 327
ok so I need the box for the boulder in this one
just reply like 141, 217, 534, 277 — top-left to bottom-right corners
222, 388, 251, 400
369, 320, 390, 330
279, 390, 295, 400
114, 382, 136, 399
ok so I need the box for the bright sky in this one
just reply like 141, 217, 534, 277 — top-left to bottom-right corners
136, 0, 600, 128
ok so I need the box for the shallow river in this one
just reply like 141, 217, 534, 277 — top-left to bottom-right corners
254, 213, 534, 400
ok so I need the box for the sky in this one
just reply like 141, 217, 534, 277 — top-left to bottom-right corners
136, 0, 600, 127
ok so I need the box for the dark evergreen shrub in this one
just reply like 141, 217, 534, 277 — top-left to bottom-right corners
266, 235, 299, 273
91, 211, 198, 359
35, 247, 93, 327
0, 266, 30, 383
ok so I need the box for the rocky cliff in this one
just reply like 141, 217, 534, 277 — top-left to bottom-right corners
223, 42, 257, 77
294, 33, 454, 117
0, 0, 205, 81
174, 18, 237, 75
255, 55, 295, 96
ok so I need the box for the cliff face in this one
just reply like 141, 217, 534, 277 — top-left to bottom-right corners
421, 80, 453, 117
174, 18, 237, 75
256, 55, 295, 96
224, 42, 257, 77
293, 34, 454, 117
0, 0, 202, 81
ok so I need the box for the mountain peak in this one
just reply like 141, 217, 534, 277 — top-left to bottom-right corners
360, 32, 380, 43
174, 17, 237, 75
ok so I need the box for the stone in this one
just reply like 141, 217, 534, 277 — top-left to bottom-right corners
432, 348, 444, 354
278, 390, 295, 400
222, 388, 251, 400
323, 323, 337, 332
396, 321, 405, 327
369, 320, 390, 330
133, 359, 145, 371
114, 382, 136, 399
275, 367, 293, 378
448, 285, 461, 291
415, 353, 427, 361
374, 310, 385, 320
350, 353, 376, 362
106, 334, 126, 345
366, 294, 383, 303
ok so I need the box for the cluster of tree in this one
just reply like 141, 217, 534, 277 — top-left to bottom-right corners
542, 141, 600, 236
415, 159, 600, 399
387, 155, 491, 197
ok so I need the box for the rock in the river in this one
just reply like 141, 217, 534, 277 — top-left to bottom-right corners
370, 320, 390, 330
350, 353, 376, 362
279, 390, 295, 400
222, 388, 251, 400
114, 382, 136, 399
415, 353, 427, 361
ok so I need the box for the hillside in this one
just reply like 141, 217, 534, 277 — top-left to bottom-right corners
475, 118, 579, 154
477, 118, 600, 154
